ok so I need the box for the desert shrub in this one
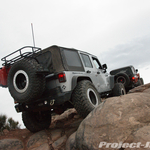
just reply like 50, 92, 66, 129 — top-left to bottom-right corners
0, 114, 20, 132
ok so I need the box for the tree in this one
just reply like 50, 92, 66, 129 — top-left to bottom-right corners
0, 114, 20, 132
0, 114, 7, 131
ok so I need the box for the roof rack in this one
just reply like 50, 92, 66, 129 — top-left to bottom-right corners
1, 46, 41, 66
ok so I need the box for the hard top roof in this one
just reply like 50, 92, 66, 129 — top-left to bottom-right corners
111, 65, 134, 72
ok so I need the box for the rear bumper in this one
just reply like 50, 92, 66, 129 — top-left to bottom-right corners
15, 89, 72, 112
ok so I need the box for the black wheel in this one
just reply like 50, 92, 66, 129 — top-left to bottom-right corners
22, 111, 51, 132
72, 80, 101, 118
8, 59, 45, 103
135, 79, 142, 87
140, 78, 144, 85
112, 83, 126, 96
115, 73, 130, 88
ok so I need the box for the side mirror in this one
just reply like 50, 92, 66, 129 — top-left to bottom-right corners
102, 64, 107, 70
136, 69, 138, 73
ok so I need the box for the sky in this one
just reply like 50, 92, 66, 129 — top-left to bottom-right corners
0, 0, 150, 128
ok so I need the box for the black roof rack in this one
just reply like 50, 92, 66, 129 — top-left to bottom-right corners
1, 46, 41, 66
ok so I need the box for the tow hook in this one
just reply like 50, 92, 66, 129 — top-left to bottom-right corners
50, 99, 55, 106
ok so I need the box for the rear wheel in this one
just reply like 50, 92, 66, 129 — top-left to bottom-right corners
135, 79, 142, 87
112, 83, 126, 96
115, 73, 130, 88
22, 111, 51, 132
8, 59, 45, 103
72, 80, 101, 118
140, 78, 144, 85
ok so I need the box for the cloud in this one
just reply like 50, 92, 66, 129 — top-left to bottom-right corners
100, 35, 150, 71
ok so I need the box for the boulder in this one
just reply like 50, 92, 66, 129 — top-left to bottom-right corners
129, 83, 150, 93
125, 125, 150, 150
1, 84, 150, 150
27, 131, 48, 149
66, 132, 77, 150
0, 139, 24, 150
52, 135, 67, 149
68, 84, 150, 150
31, 143, 50, 150
51, 129, 62, 141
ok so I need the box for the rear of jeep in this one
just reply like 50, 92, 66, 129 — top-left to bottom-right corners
0, 45, 101, 132
110, 66, 144, 92
0, 46, 80, 132
0, 45, 125, 132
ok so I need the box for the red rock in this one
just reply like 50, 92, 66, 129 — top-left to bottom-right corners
52, 135, 67, 149
51, 129, 62, 141
72, 85, 150, 150
0, 139, 24, 150
31, 143, 50, 150
27, 131, 48, 149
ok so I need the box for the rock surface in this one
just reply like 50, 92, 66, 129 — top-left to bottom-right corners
67, 83, 150, 150
0, 139, 24, 150
1, 83, 150, 150
0, 108, 83, 150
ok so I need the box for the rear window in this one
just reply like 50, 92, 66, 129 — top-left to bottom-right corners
63, 49, 84, 71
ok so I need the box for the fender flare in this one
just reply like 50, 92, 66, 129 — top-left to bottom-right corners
71, 76, 92, 90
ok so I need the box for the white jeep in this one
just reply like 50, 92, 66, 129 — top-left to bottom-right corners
0, 45, 126, 132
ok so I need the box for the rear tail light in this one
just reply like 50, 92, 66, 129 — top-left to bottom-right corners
131, 76, 139, 83
58, 73, 66, 83
0, 66, 11, 87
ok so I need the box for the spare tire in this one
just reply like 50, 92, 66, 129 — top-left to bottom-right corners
115, 73, 130, 88
8, 59, 45, 103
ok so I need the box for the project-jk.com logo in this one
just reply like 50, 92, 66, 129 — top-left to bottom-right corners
99, 142, 150, 149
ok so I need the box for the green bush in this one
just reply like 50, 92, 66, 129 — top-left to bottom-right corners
0, 114, 20, 132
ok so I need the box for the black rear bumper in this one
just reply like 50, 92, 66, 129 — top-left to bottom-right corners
15, 90, 72, 113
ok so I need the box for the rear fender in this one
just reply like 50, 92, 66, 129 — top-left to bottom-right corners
71, 76, 92, 90
0, 66, 11, 87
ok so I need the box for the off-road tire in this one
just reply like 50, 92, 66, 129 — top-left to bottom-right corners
72, 80, 101, 118
112, 83, 126, 96
115, 73, 130, 87
22, 111, 51, 132
8, 59, 45, 103
135, 79, 142, 87
140, 78, 144, 85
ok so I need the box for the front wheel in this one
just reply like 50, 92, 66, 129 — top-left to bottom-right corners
22, 111, 51, 132
72, 80, 101, 118
112, 83, 126, 96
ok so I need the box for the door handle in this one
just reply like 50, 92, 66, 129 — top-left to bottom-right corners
87, 70, 91, 73
97, 72, 100, 74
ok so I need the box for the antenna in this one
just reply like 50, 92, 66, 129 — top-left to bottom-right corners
31, 23, 35, 47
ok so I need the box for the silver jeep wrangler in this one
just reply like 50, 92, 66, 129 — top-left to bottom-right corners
0, 45, 125, 132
